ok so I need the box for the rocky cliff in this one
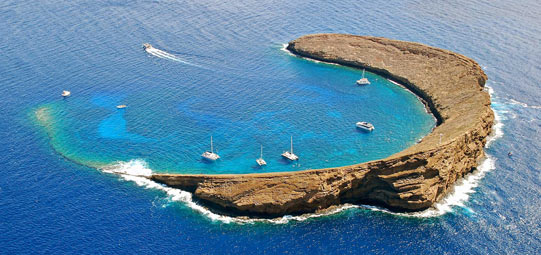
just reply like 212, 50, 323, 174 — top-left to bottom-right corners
151, 34, 494, 217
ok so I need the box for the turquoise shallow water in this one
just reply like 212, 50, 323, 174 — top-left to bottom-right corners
1, 0, 540, 253
35, 44, 433, 174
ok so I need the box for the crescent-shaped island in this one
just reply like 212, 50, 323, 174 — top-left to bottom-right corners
151, 34, 494, 217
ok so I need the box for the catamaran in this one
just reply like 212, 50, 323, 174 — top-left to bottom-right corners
256, 144, 267, 166
356, 69, 370, 85
281, 136, 299, 161
201, 136, 220, 161
356, 121, 375, 131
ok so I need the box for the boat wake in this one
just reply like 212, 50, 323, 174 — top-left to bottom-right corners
145, 46, 202, 68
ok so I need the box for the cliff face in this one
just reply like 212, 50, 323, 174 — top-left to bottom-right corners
151, 34, 494, 217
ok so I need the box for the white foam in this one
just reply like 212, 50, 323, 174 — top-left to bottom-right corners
509, 98, 541, 109
487, 106, 504, 147
100, 160, 240, 223
508, 98, 528, 108
280, 43, 294, 56
102, 156, 495, 222
99, 159, 368, 224
485, 85, 505, 147
354, 85, 503, 218
403, 84, 503, 217
357, 155, 495, 218
280, 43, 339, 66
102, 159, 152, 176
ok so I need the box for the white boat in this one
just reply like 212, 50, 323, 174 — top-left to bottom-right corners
61, 90, 71, 97
256, 145, 267, 166
356, 121, 375, 131
143, 43, 153, 51
281, 136, 299, 161
201, 136, 220, 161
116, 104, 127, 109
356, 69, 370, 85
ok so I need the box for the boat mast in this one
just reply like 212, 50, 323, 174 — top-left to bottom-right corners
210, 136, 214, 153
290, 136, 293, 154
362, 69, 365, 78
260, 144, 263, 158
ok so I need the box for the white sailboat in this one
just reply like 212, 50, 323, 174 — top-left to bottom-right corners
281, 136, 299, 161
256, 144, 267, 166
201, 136, 220, 161
356, 69, 370, 85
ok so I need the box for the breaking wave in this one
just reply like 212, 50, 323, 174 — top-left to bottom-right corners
360, 155, 496, 218
354, 85, 504, 218
100, 160, 244, 223
280, 43, 340, 66
100, 159, 361, 224
103, 154, 496, 222
485, 86, 505, 147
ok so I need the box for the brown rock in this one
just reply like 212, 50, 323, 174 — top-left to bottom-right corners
151, 34, 494, 217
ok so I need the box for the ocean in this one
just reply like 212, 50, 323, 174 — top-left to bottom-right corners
1, 0, 539, 253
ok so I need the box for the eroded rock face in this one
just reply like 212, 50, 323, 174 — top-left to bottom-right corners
151, 34, 494, 217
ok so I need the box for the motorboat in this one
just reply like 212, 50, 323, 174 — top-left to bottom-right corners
116, 105, 127, 109
356, 69, 370, 85
202, 136, 220, 161
61, 90, 71, 97
143, 43, 153, 50
356, 121, 375, 131
281, 136, 299, 161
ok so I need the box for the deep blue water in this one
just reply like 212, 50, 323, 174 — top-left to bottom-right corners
1, 0, 540, 254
